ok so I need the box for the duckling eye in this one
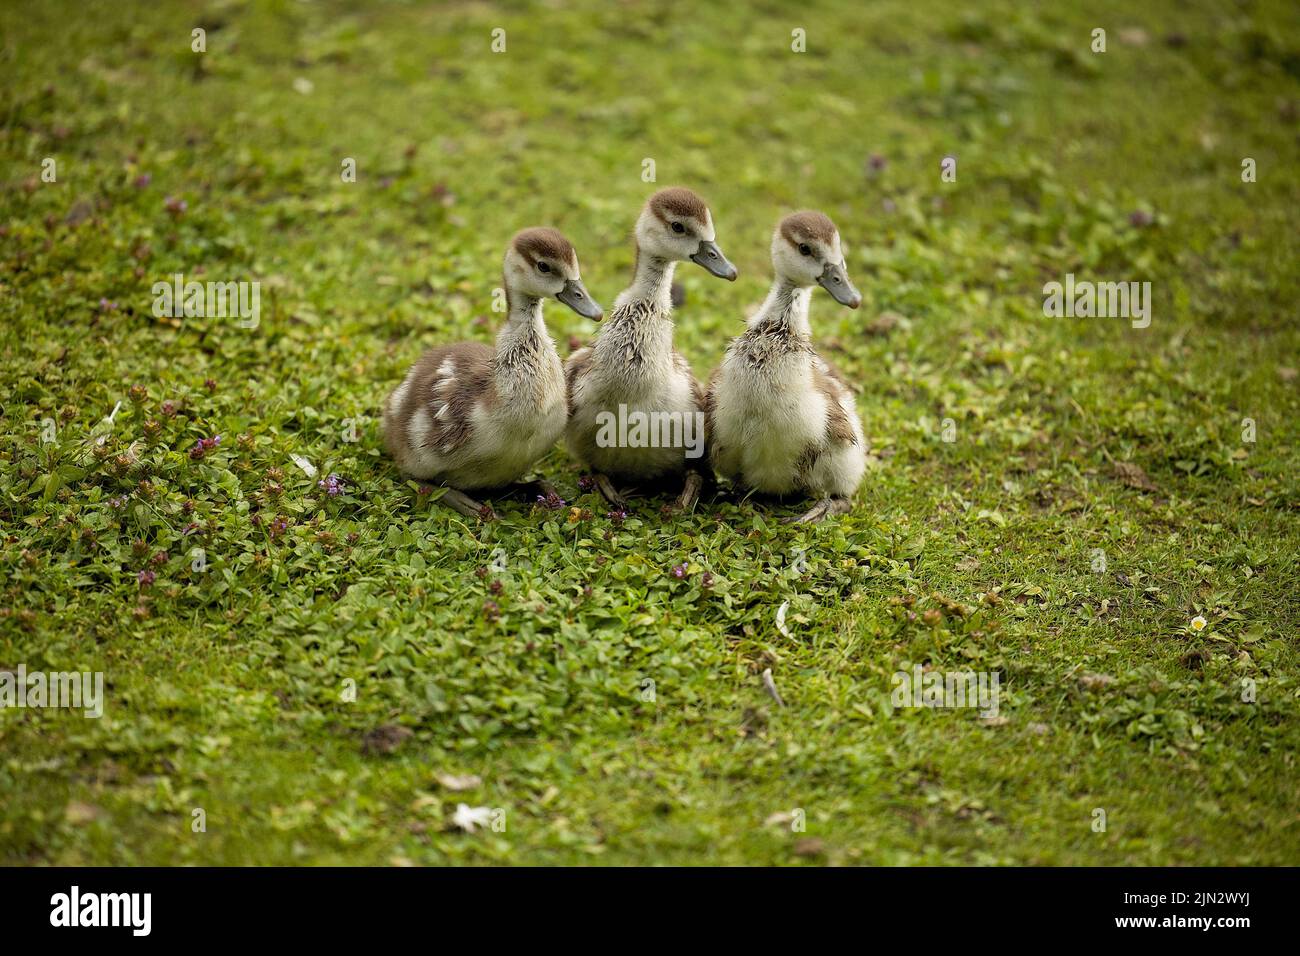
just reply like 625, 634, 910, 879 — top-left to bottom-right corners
537, 261, 551, 274
798, 243, 812, 256
671, 222, 685, 234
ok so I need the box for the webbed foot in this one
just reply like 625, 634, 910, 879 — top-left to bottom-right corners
782, 496, 851, 524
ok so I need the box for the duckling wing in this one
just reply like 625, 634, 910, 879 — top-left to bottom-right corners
701, 361, 724, 432
402, 342, 496, 456
672, 349, 705, 411
564, 346, 593, 416
811, 355, 860, 447
700, 363, 728, 469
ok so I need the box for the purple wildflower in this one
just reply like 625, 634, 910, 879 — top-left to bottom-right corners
137, 569, 156, 587
536, 491, 566, 510
318, 473, 345, 497
189, 434, 222, 459
670, 562, 688, 580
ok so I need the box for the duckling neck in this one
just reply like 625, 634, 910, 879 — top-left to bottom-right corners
618, 244, 676, 312
494, 294, 559, 402
750, 280, 813, 339
499, 292, 544, 342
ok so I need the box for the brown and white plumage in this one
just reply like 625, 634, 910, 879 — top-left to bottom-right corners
564, 187, 736, 508
705, 211, 866, 523
382, 227, 602, 517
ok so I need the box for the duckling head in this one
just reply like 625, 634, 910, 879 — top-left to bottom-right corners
504, 227, 604, 320
772, 211, 861, 309
635, 187, 737, 281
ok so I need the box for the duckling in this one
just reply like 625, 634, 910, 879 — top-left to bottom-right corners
565, 187, 736, 510
705, 211, 865, 523
383, 227, 603, 518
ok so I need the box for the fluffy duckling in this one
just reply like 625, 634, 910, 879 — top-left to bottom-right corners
383, 227, 603, 518
565, 187, 736, 509
705, 211, 865, 523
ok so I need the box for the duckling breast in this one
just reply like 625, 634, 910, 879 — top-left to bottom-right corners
565, 345, 703, 480
710, 343, 866, 496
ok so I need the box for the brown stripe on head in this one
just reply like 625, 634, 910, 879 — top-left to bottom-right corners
647, 187, 710, 226
779, 211, 838, 247
511, 227, 578, 269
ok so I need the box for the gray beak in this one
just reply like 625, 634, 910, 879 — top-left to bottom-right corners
556, 278, 604, 320
690, 240, 738, 281
817, 261, 861, 309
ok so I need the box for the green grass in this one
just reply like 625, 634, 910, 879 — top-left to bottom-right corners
2, 0, 1298, 865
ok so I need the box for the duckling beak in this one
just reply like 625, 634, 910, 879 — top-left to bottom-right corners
690, 240, 738, 281
817, 261, 861, 309
557, 278, 604, 320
